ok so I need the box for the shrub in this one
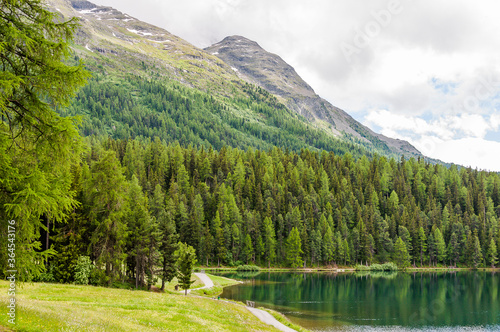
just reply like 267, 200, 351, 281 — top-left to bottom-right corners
35, 264, 55, 282
236, 264, 261, 272
74, 256, 93, 285
355, 262, 398, 271
89, 267, 108, 286
354, 264, 370, 271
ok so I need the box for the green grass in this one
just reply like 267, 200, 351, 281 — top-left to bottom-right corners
0, 281, 279, 331
157, 274, 204, 293
191, 273, 242, 297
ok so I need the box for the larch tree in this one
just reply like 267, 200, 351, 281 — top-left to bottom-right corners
158, 197, 178, 291
263, 217, 276, 268
434, 228, 446, 265
487, 238, 498, 268
286, 227, 303, 268
242, 234, 254, 264
417, 227, 427, 266
0, 0, 89, 280
86, 150, 129, 285
394, 237, 410, 270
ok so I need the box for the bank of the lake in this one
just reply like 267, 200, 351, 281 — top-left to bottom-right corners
0, 278, 281, 331
217, 270, 500, 331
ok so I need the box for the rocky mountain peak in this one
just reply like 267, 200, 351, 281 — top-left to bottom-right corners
205, 35, 316, 99
207, 36, 421, 157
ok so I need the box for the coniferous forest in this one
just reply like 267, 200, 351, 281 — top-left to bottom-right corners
33, 137, 500, 288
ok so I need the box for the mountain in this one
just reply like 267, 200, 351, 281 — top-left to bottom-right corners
48, 0, 420, 159
205, 36, 420, 157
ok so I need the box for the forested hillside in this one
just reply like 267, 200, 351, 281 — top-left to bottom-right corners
40, 137, 500, 287
61, 72, 370, 157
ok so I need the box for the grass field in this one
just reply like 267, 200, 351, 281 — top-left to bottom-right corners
0, 279, 279, 331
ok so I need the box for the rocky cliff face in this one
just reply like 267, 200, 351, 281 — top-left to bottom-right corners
206, 36, 420, 157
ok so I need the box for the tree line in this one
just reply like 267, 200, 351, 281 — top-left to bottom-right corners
33, 136, 499, 287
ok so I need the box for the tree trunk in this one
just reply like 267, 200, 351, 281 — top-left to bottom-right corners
161, 258, 166, 291
46, 219, 50, 250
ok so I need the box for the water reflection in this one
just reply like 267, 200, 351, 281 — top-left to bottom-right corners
218, 271, 500, 331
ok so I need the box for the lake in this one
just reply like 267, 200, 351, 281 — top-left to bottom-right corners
217, 271, 500, 331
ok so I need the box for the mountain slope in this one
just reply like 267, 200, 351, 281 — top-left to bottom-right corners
49, 0, 419, 159
205, 36, 420, 157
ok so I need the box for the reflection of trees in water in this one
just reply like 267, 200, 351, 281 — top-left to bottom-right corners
222, 271, 500, 327
235, 271, 261, 279
354, 271, 398, 279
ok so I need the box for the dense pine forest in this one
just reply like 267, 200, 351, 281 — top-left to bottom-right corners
34, 137, 500, 288
60, 72, 390, 159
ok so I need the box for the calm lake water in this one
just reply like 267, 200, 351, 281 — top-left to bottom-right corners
218, 271, 500, 331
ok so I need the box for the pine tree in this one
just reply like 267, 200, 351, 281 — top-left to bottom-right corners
322, 226, 335, 265
471, 232, 483, 269
158, 198, 179, 291
86, 150, 129, 285
394, 237, 410, 270
242, 234, 254, 264
487, 238, 498, 268
398, 226, 413, 263
213, 212, 226, 267
434, 228, 446, 265
417, 227, 427, 266
263, 217, 276, 268
175, 242, 197, 295
126, 176, 156, 289
447, 232, 460, 267
342, 238, 350, 265
286, 227, 304, 268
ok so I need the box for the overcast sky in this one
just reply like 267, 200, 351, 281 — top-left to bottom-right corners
92, 0, 500, 171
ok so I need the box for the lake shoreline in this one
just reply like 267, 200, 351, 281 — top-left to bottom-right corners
217, 270, 500, 331
203, 266, 500, 273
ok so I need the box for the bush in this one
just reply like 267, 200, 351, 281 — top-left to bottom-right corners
89, 267, 108, 286
375, 262, 398, 271
355, 262, 398, 272
236, 265, 261, 272
35, 264, 56, 282
74, 256, 93, 285
354, 264, 370, 271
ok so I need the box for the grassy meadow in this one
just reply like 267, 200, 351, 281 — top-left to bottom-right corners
0, 278, 278, 331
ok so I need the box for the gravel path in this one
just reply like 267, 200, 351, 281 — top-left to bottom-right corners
183, 272, 297, 331
193, 272, 214, 289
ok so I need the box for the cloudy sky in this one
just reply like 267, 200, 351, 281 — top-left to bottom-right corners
92, 0, 500, 171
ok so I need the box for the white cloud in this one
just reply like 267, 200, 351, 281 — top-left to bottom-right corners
364, 110, 500, 171
418, 137, 500, 172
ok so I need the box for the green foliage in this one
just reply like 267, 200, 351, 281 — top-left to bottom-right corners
65, 73, 373, 158
175, 242, 197, 295
236, 265, 261, 272
34, 264, 55, 283
13, 135, 500, 284
394, 237, 411, 270
74, 256, 93, 285
286, 227, 304, 268
355, 262, 398, 271
0, 0, 89, 281
487, 238, 498, 268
